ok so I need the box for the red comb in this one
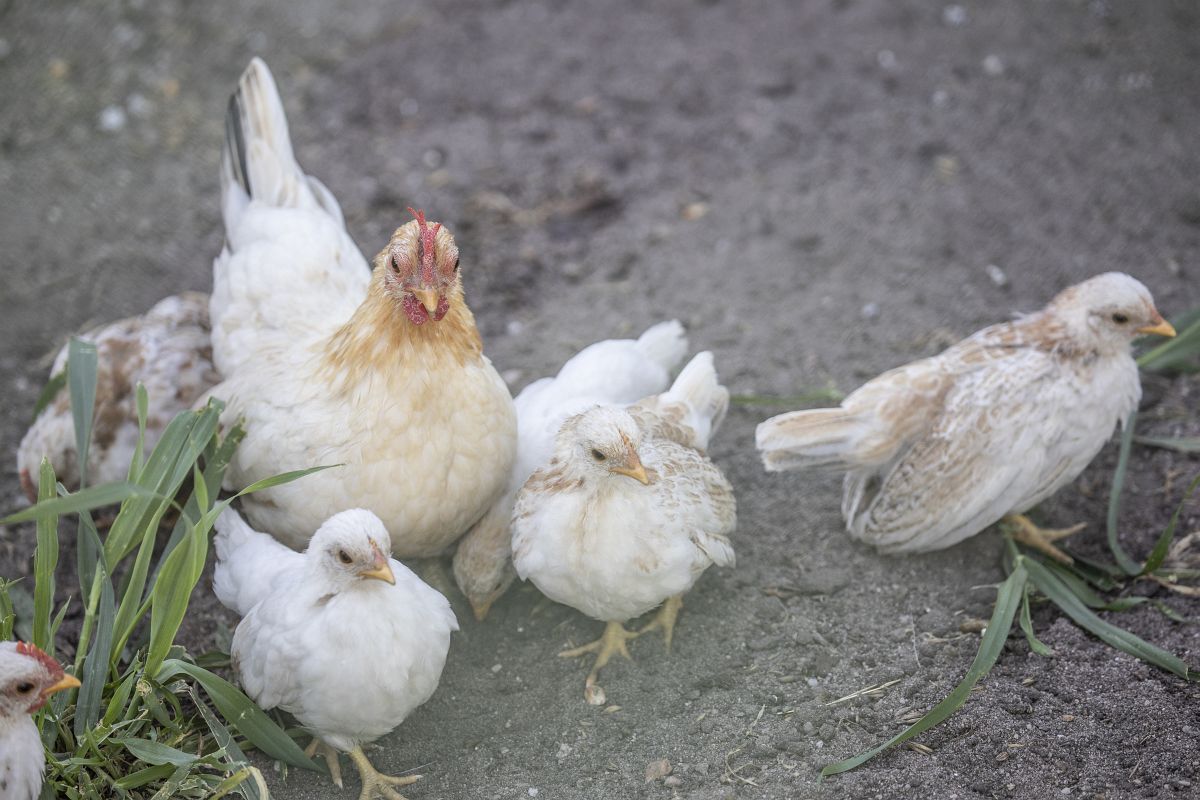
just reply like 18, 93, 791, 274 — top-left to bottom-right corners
15, 641, 63, 677
407, 206, 442, 283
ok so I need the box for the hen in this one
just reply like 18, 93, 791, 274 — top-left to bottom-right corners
213, 507, 458, 800
512, 352, 736, 702
17, 292, 218, 501
452, 320, 689, 620
756, 272, 1175, 562
0, 641, 80, 800
209, 59, 516, 556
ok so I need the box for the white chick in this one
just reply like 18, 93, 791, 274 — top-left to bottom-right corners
0, 641, 80, 800
512, 352, 736, 702
213, 507, 458, 799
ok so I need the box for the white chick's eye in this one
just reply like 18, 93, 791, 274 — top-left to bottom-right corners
1111, 312, 1129, 324
16, 681, 35, 694
337, 549, 353, 565
590, 448, 606, 462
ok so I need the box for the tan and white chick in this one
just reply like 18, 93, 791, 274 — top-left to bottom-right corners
208, 58, 516, 557
213, 507, 458, 800
452, 320, 689, 620
757, 272, 1176, 563
511, 352, 736, 702
17, 292, 218, 502
0, 641, 80, 800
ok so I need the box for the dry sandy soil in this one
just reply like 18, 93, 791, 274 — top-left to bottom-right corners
2, 1, 1199, 799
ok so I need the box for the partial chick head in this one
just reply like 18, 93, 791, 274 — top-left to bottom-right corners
0, 641, 79, 718
377, 207, 462, 325
453, 545, 516, 622
306, 509, 396, 586
1048, 272, 1175, 351
557, 406, 653, 486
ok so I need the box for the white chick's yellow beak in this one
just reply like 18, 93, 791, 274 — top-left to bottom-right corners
42, 673, 81, 698
1137, 314, 1176, 338
412, 287, 441, 315
357, 541, 396, 585
610, 450, 652, 485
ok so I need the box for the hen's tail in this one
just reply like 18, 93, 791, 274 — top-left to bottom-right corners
756, 407, 872, 472
221, 58, 344, 230
633, 320, 689, 373
661, 351, 729, 450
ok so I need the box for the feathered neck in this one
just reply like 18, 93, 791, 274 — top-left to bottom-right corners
321, 272, 483, 392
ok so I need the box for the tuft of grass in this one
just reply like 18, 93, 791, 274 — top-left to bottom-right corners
821, 309, 1200, 779
2, 338, 332, 799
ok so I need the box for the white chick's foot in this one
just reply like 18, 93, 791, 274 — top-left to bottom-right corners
635, 594, 683, 653
1003, 514, 1085, 565
348, 745, 421, 800
305, 738, 344, 789
559, 620, 640, 701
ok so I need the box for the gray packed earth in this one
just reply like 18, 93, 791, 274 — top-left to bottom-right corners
2, 2, 1199, 799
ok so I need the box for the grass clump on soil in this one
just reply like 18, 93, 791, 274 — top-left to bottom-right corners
1, 339, 328, 799
821, 309, 1200, 779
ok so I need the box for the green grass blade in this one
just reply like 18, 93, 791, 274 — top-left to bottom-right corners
156, 659, 321, 771
32, 460, 59, 654
233, 465, 340, 497
1024, 558, 1193, 680
131, 382, 149, 481
820, 564, 1027, 777
74, 508, 104, 620
114, 738, 200, 767
188, 685, 266, 800
30, 368, 68, 422
1105, 410, 1142, 576
113, 764, 176, 790
730, 387, 845, 407
1019, 587, 1054, 657
1139, 473, 1200, 576
145, 519, 211, 675
74, 566, 115, 737
1134, 436, 1200, 454
2, 482, 157, 526
67, 338, 98, 488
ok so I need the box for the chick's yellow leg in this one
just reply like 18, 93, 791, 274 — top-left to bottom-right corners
559, 620, 639, 697
347, 745, 422, 800
305, 738, 344, 789
1003, 514, 1085, 565
635, 594, 684, 652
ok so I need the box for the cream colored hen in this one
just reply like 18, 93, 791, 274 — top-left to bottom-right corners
209, 59, 516, 556
757, 272, 1175, 562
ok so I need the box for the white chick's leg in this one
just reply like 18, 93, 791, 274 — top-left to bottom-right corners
1003, 514, 1085, 565
635, 594, 683, 652
559, 620, 640, 703
347, 746, 421, 800
305, 737, 344, 789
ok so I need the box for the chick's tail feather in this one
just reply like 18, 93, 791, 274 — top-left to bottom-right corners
634, 320, 689, 373
664, 351, 729, 449
755, 407, 870, 472
212, 506, 297, 616
221, 57, 345, 230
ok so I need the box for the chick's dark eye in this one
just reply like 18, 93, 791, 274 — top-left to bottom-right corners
1111, 312, 1129, 324
590, 448, 606, 462
16, 681, 34, 694
337, 549, 353, 565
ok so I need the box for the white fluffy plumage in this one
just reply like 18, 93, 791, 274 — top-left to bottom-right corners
208, 58, 515, 557
0, 642, 79, 800
452, 320, 689, 619
17, 292, 218, 501
757, 272, 1175, 554
212, 507, 458, 794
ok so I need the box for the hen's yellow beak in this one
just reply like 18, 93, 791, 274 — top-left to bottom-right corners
413, 288, 440, 315
1137, 317, 1176, 338
357, 542, 396, 585
610, 452, 652, 485
42, 673, 81, 698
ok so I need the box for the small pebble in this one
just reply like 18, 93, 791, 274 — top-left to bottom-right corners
490, 663, 502, 673
877, 50, 897, 70
983, 55, 1005, 77
943, 5, 967, 26
664, 776, 682, 787
98, 105, 127, 132
127, 93, 152, 117
505, 319, 525, 336
932, 89, 950, 108
861, 302, 880, 320
527, 789, 538, 798
986, 264, 1009, 287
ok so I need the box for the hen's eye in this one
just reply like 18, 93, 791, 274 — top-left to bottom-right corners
16, 682, 34, 694
590, 449, 606, 462
337, 549, 353, 565
390, 256, 401, 273
1111, 312, 1129, 324
453, 257, 460, 272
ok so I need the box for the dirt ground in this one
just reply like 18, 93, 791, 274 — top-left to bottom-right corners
2, 1, 1199, 799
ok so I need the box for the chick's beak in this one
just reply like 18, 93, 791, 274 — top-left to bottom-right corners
42, 673, 81, 698
470, 593, 499, 622
357, 542, 396, 585
1137, 312, 1176, 338
412, 287, 441, 315
610, 451, 652, 485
